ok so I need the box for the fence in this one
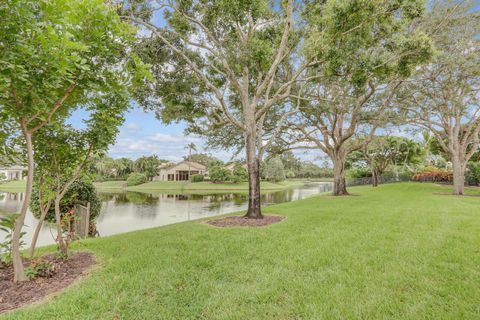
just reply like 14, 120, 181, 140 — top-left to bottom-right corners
73, 202, 91, 239
347, 173, 411, 187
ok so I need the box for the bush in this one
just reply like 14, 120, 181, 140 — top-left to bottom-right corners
127, 172, 148, 186
0, 172, 5, 183
412, 167, 453, 183
209, 165, 231, 183
191, 174, 204, 183
231, 164, 248, 183
347, 167, 372, 179
466, 162, 480, 186
31, 180, 102, 237
264, 157, 285, 182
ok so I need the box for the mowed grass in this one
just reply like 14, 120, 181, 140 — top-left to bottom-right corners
128, 180, 304, 192
3, 183, 480, 319
0, 180, 27, 193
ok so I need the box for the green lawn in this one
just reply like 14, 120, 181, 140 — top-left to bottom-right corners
0, 180, 27, 193
128, 180, 304, 192
3, 183, 480, 319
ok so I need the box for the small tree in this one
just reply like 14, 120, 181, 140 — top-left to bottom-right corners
265, 157, 286, 183
0, 0, 144, 281
348, 136, 423, 186
231, 165, 248, 183
29, 92, 129, 257
134, 156, 161, 181
209, 166, 231, 183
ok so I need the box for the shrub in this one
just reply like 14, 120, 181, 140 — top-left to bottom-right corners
412, 167, 453, 183
0, 172, 5, 183
466, 162, 480, 186
25, 258, 56, 280
0, 214, 26, 266
127, 172, 148, 186
209, 165, 231, 183
265, 157, 286, 182
191, 174, 204, 182
231, 164, 248, 183
31, 180, 102, 237
347, 167, 372, 179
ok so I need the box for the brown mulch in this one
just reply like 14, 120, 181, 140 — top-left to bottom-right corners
0, 251, 95, 314
207, 215, 285, 227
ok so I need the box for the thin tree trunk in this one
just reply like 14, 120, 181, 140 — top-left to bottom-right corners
452, 155, 465, 195
54, 197, 68, 256
372, 168, 379, 187
28, 201, 51, 258
12, 126, 33, 282
244, 130, 262, 219
332, 153, 348, 196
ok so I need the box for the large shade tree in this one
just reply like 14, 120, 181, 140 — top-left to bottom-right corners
280, 0, 432, 195
0, 0, 144, 282
124, 0, 311, 218
400, 1, 480, 195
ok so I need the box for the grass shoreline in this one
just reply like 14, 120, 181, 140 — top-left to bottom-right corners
2, 182, 480, 319
1, 179, 329, 194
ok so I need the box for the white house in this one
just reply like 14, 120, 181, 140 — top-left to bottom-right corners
154, 161, 208, 181
0, 165, 27, 181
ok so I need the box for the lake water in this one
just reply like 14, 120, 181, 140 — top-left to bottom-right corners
0, 182, 333, 247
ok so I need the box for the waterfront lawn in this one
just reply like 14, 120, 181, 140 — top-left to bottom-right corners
0, 181, 27, 193
128, 180, 304, 192
3, 183, 480, 319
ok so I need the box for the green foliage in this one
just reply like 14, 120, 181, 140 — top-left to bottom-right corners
134, 156, 162, 180
25, 258, 56, 280
231, 164, 248, 183
304, 0, 432, 88
466, 162, 480, 186
190, 174, 204, 183
127, 172, 148, 186
209, 166, 232, 183
264, 157, 286, 182
0, 172, 5, 182
0, 214, 26, 266
30, 180, 101, 226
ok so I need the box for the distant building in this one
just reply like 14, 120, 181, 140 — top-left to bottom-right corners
154, 161, 208, 181
0, 165, 27, 181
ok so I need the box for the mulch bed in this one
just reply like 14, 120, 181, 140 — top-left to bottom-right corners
207, 215, 285, 227
0, 251, 95, 314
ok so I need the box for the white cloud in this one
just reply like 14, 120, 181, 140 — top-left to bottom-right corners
126, 123, 140, 131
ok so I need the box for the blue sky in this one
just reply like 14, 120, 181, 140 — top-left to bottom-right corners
67, 1, 480, 163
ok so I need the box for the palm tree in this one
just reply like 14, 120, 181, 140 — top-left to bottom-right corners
184, 143, 197, 181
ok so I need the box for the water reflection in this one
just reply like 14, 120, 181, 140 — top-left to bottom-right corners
0, 182, 332, 247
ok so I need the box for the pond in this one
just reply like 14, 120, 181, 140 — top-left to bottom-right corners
0, 182, 333, 247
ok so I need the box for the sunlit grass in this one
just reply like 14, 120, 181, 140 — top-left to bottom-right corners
0, 180, 27, 193
3, 183, 480, 319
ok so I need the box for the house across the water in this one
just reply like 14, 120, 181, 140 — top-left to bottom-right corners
154, 161, 208, 181
0, 165, 27, 181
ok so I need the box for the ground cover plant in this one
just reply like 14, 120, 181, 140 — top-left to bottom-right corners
2, 183, 480, 319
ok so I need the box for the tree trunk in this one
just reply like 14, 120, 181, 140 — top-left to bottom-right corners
12, 128, 33, 282
452, 155, 465, 195
54, 197, 68, 256
372, 168, 379, 187
244, 131, 262, 219
29, 201, 51, 258
332, 153, 348, 196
